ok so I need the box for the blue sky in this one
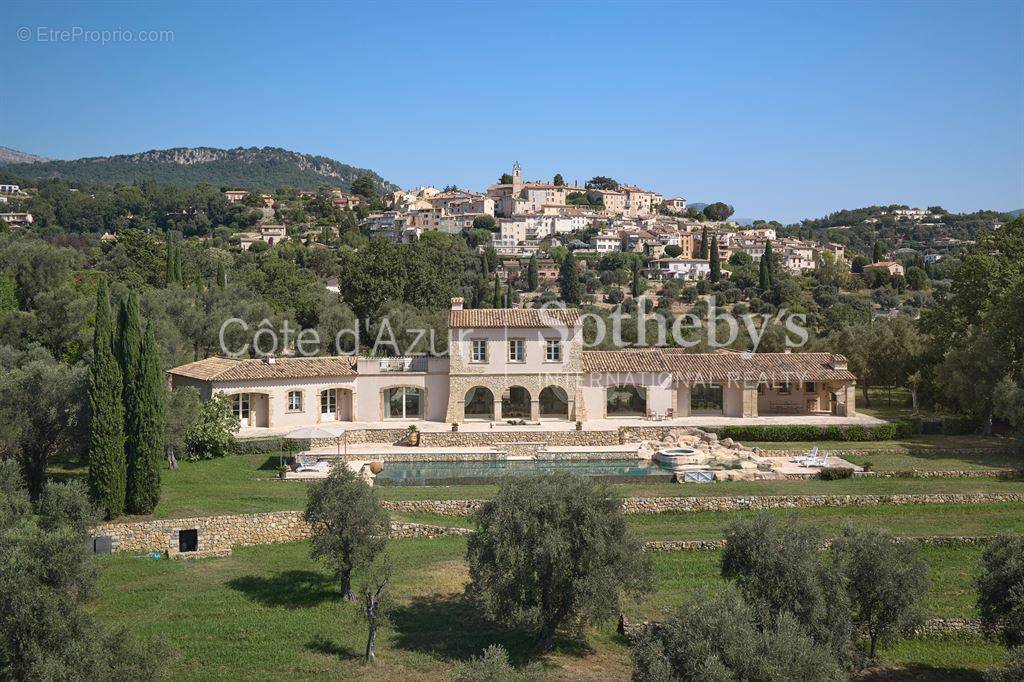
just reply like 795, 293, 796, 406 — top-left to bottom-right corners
2, 0, 1022, 222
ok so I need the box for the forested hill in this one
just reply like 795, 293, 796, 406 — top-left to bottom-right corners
1, 146, 396, 192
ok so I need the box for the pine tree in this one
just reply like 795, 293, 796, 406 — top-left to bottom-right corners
559, 251, 581, 305
127, 322, 164, 514
710, 236, 721, 283
216, 259, 227, 288
492, 272, 501, 308
527, 254, 539, 291
87, 280, 126, 519
117, 293, 145, 514
700, 225, 710, 259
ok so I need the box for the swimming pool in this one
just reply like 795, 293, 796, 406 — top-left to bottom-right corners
375, 459, 678, 485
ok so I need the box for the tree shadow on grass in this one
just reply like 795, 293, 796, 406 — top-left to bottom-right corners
227, 570, 338, 608
389, 592, 594, 666
305, 634, 360, 662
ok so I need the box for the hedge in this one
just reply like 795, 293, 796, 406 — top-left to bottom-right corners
818, 466, 854, 480
230, 436, 285, 455
707, 421, 919, 442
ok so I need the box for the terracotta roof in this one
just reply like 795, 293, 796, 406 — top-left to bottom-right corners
168, 356, 357, 382
583, 349, 855, 382
582, 350, 671, 374
448, 307, 581, 329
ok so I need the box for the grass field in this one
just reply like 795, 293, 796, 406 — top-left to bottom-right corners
90, 537, 1008, 681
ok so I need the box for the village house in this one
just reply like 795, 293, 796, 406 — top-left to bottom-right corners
646, 257, 711, 281
662, 197, 687, 212
237, 224, 288, 251
168, 299, 858, 428
224, 190, 249, 204
487, 163, 583, 217
0, 212, 34, 226
862, 260, 906, 277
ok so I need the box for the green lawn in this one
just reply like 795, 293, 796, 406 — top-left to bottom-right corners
90, 538, 1006, 680
844, 449, 1023, 471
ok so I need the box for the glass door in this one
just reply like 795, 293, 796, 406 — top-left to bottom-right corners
320, 389, 337, 421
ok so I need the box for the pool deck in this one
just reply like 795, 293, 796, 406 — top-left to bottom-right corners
306, 442, 643, 460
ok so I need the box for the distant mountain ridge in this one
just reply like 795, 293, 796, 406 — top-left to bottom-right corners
0, 146, 50, 165
2, 146, 396, 192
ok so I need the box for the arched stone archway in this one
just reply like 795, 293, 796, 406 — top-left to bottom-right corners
539, 386, 569, 419
501, 386, 531, 420
464, 386, 495, 420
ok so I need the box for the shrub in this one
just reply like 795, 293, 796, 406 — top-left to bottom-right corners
229, 436, 284, 455
977, 534, 1024, 646
818, 467, 853, 480
708, 421, 918, 443
941, 414, 979, 435
630, 587, 846, 682
451, 645, 545, 682
184, 394, 239, 460
985, 647, 1024, 682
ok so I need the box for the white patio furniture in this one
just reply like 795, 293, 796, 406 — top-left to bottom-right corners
294, 453, 331, 473
791, 446, 818, 463
799, 453, 828, 468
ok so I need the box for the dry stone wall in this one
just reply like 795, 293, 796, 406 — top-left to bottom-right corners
382, 492, 1024, 517
92, 512, 468, 553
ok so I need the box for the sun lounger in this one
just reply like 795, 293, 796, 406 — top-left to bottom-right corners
791, 446, 818, 463
294, 454, 331, 473
799, 453, 828, 468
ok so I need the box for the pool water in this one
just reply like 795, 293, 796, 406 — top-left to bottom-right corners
376, 459, 677, 485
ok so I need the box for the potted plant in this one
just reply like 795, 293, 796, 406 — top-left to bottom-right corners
575, 420, 583, 431
451, 422, 459, 432
276, 464, 290, 479
407, 424, 420, 446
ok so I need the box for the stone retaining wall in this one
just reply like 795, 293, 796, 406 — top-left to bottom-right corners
382, 492, 1024, 517
92, 513, 469, 553
618, 615, 982, 640
643, 535, 1001, 552
420, 430, 621, 447
858, 469, 1021, 479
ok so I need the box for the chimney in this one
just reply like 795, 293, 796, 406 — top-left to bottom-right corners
451, 297, 464, 311
262, 353, 276, 364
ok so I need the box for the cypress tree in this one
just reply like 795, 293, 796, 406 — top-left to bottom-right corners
482, 253, 490, 280
631, 257, 641, 297
559, 251, 581, 305
710, 236, 721, 283
505, 283, 514, 308
174, 244, 184, 284
700, 225, 710, 259
165, 245, 176, 286
527, 254, 539, 291
117, 293, 145, 514
216, 259, 227, 288
759, 253, 770, 290
872, 240, 883, 263
87, 279, 126, 519
127, 322, 164, 514
760, 239, 775, 289
492, 272, 501, 308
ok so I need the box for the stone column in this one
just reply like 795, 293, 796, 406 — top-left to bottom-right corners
493, 398, 502, 421
530, 399, 539, 421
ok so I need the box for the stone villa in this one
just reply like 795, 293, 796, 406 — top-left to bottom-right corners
168, 299, 857, 429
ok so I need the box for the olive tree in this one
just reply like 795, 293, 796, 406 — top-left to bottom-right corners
630, 587, 847, 682
978, 534, 1024, 646
832, 526, 929, 658
0, 461, 162, 679
465, 473, 652, 651
305, 466, 390, 601
721, 514, 854, 666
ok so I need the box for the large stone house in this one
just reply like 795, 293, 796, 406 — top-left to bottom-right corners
168, 300, 857, 429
